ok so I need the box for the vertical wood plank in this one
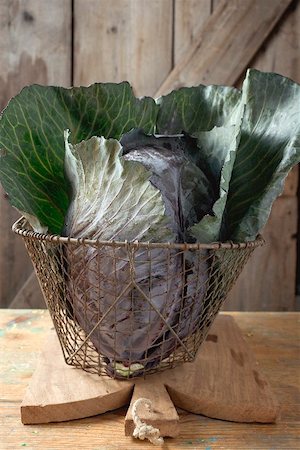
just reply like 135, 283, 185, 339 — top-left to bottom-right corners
0, 0, 71, 307
9, 272, 45, 309
212, 0, 221, 8
282, 167, 299, 197
225, 197, 297, 311
74, 0, 173, 96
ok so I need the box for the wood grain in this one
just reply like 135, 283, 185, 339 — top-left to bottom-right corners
21, 315, 277, 434
0, 0, 71, 307
155, 0, 293, 97
9, 272, 44, 309
74, 0, 173, 96
164, 316, 279, 423
283, 166, 299, 197
0, 310, 299, 449
21, 330, 133, 425
174, 0, 211, 64
125, 315, 279, 436
249, 0, 300, 84
125, 379, 180, 437
225, 197, 298, 311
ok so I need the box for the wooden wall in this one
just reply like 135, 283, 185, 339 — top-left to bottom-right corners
0, 0, 299, 311
0, 0, 71, 308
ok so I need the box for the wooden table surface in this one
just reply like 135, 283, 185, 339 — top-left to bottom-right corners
0, 310, 299, 450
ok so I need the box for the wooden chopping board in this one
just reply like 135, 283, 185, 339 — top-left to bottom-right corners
21, 315, 280, 437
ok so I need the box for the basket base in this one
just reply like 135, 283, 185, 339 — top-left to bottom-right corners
20, 315, 279, 437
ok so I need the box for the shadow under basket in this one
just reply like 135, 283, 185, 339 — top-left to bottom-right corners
13, 217, 264, 379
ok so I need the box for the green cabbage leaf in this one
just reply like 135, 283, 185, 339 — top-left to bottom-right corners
0, 83, 158, 234
157, 69, 300, 242
1, 69, 299, 376
1, 69, 299, 242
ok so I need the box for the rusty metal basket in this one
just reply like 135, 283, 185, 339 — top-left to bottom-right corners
13, 217, 264, 379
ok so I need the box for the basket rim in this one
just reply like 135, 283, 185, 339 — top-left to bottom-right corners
12, 216, 265, 250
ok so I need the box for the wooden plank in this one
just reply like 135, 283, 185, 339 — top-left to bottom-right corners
250, 0, 300, 84
8, 272, 43, 309
1, 310, 299, 449
0, 203, 31, 308
19, 316, 278, 429
0, 0, 71, 307
164, 315, 278, 423
225, 197, 297, 311
74, 0, 173, 96
155, 0, 293, 97
21, 332, 133, 425
283, 166, 299, 197
174, 0, 211, 64
126, 315, 278, 436
125, 381, 179, 437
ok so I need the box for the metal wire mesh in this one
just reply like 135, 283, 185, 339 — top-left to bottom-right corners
13, 217, 264, 379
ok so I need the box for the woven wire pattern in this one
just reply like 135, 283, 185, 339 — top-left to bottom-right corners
13, 218, 263, 379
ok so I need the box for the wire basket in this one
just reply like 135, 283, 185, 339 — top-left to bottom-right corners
13, 217, 264, 379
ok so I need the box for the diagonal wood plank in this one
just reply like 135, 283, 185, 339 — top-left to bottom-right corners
174, 0, 211, 64
156, 0, 293, 97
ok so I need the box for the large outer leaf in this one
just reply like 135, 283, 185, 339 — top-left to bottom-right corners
1, 70, 299, 244
225, 69, 300, 241
156, 82, 242, 243
64, 133, 172, 242
189, 124, 241, 242
0, 83, 158, 234
189, 103, 245, 242
156, 84, 240, 134
157, 70, 300, 243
